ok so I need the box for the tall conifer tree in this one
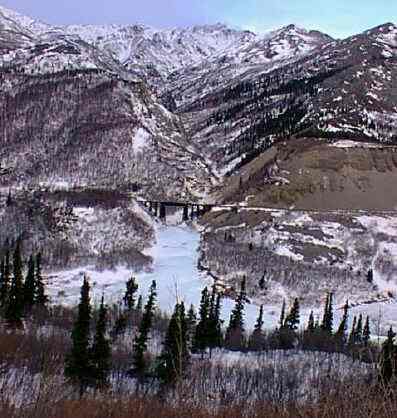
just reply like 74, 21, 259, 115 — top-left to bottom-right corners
123, 276, 138, 311
65, 276, 92, 397
90, 296, 111, 389
158, 302, 190, 384
321, 293, 333, 334
186, 304, 197, 347
194, 287, 211, 353
379, 326, 396, 384
249, 305, 265, 350
307, 311, 315, 332
132, 281, 157, 375
35, 253, 48, 307
355, 314, 363, 345
348, 316, 357, 346
363, 316, 371, 347
208, 286, 223, 352
284, 298, 300, 331
225, 278, 246, 348
335, 300, 349, 348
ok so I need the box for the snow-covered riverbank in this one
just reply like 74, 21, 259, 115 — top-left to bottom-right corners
47, 225, 270, 329
47, 223, 396, 335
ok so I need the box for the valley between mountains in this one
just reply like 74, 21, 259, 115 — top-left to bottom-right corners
1, 4, 397, 334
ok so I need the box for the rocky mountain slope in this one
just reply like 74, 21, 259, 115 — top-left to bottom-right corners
166, 23, 397, 177
0, 6, 212, 200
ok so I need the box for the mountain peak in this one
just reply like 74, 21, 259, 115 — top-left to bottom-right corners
363, 22, 397, 36
279, 23, 308, 33
271, 24, 334, 43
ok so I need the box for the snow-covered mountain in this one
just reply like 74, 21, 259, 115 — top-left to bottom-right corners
211, 24, 333, 66
0, 5, 333, 81
0, 5, 49, 35
64, 23, 256, 78
0, 5, 213, 200
1, 4, 396, 185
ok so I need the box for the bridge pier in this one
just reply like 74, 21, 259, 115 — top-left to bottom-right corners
159, 203, 166, 220
140, 200, 213, 222
183, 205, 189, 222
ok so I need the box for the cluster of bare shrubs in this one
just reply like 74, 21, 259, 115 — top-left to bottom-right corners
0, 288, 391, 418
0, 383, 397, 417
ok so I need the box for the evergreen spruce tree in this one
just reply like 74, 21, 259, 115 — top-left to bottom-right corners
302, 310, 316, 349
208, 286, 223, 353
5, 240, 25, 328
379, 326, 396, 385
348, 316, 357, 346
123, 276, 138, 311
321, 293, 333, 334
90, 296, 111, 390
249, 305, 265, 350
136, 295, 143, 312
23, 255, 36, 312
132, 280, 157, 376
194, 287, 211, 353
327, 292, 334, 333
186, 304, 197, 347
279, 299, 286, 329
307, 311, 315, 333
225, 278, 246, 349
65, 276, 92, 397
35, 253, 48, 307
277, 298, 299, 350
158, 302, 190, 384
355, 314, 363, 345
363, 316, 371, 347
335, 300, 349, 349
284, 298, 300, 331
0, 251, 11, 307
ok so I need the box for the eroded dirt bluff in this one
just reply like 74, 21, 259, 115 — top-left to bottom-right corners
217, 137, 397, 211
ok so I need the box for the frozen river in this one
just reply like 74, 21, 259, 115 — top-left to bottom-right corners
49, 225, 265, 329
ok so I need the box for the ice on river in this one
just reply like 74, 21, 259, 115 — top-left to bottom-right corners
47, 225, 267, 329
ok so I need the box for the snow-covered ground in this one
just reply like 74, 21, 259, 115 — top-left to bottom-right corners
47, 224, 267, 329
46, 219, 397, 335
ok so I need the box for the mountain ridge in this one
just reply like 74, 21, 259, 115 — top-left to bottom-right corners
1, 4, 397, 191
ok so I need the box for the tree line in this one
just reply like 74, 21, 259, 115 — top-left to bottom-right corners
63, 274, 397, 397
0, 239, 48, 328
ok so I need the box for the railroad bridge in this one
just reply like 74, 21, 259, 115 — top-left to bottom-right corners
139, 200, 214, 221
